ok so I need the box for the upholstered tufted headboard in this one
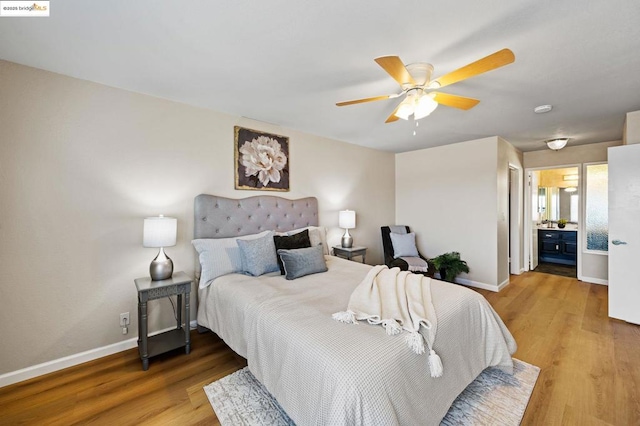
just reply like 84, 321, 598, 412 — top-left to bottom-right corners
193, 194, 319, 240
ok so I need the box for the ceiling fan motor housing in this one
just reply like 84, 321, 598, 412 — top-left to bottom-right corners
404, 63, 434, 88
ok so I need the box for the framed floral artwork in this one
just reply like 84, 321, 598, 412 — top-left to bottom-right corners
234, 126, 290, 191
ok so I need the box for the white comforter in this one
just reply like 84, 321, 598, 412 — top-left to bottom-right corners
198, 256, 516, 426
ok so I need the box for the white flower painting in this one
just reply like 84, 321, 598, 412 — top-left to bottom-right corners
235, 127, 290, 191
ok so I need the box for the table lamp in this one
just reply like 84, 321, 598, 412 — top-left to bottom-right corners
143, 215, 177, 281
339, 210, 356, 248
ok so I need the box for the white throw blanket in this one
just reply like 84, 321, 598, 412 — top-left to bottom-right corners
333, 265, 443, 377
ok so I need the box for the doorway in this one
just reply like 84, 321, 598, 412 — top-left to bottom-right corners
508, 166, 521, 275
526, 166, 579, 278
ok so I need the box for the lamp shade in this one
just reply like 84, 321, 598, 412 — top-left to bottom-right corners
143, 215, 177, 248
339, 210, 356, 229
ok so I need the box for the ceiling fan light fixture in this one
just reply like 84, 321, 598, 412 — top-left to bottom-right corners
545, 138, 569, 151
395, 99, 413, 120
414, 93, 438, 120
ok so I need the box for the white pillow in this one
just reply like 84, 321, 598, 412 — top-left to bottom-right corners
390, 232, 420, 258
192, 230, 270, 289
286, 226, 329, 255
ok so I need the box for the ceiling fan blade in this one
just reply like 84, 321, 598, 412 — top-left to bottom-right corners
385, 102, 402, 123
336, 95, 395, 107
432, 48, 515, 89
375, 56, 416, 86
432, 92, 480, 110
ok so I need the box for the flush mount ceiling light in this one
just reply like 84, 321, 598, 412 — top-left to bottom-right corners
545, 138, 569, 151
534, 104, 553, 114
564, 187, 578, 193
563, 174, 579, 181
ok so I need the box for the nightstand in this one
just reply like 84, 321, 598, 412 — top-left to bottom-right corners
333, 245, 367, 263
134, 271, 192, 371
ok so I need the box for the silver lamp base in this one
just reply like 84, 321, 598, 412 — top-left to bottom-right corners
150, 247, 173, 281
341, 229, 353, 248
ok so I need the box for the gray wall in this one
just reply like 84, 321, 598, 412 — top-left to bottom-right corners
0, 60, 396, 375
396, 136, 523, 290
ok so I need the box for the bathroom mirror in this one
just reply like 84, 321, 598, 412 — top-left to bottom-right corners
538, 186, 578, 222
534, 167, 579, 223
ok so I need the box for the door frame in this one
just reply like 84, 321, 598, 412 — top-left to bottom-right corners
508, 165, 523, 274
524, 164, 582, 280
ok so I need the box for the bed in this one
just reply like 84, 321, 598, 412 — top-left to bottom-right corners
194, 194, 517, 425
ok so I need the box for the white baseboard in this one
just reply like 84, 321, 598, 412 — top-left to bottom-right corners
434, 272, 503, 292
0, 320, 198, 389
455, 277, 504, 292
497, 278, 510, 291
580, 276, 609, 286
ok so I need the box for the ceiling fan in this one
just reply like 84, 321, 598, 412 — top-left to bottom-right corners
336, 48, 515, 123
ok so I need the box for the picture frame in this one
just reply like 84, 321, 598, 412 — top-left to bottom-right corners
234, 126, 290, 191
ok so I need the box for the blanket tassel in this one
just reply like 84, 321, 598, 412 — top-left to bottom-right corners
382, 319, 402, 336
332, 310, 357, 324
428, 349, 443, 378
405, 331, 426, 355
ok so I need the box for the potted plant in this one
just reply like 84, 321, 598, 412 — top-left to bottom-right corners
557, 218, 568, 229
431, 252, 469, 283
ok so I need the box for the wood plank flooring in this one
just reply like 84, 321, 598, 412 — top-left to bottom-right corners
476, 272, 640, 426
1, 271, 639, 425
0, 333, 245, 425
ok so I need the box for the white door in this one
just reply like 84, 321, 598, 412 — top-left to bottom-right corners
608, 144, 640, 324
530, 171, 539, 270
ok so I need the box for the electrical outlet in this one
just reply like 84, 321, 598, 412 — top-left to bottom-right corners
120, 312, 130, 327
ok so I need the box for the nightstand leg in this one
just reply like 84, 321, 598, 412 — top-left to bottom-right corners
176, 294, 182, 330
185, 292, 191, 354
140, 300, 149, 371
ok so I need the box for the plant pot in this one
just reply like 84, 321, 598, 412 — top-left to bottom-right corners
439, 268, 448, 282
558, 223, 566, 229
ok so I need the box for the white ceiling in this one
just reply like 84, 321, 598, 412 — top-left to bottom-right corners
2, 0, 639, 153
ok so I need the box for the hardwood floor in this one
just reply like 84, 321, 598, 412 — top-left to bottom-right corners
1, 271, 638, 425
0, 333, 246, 425
476, 272, 640, 426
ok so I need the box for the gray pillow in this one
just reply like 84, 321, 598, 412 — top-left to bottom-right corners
277, 245, 328, 280
390, 232, 420, 258
237, 231, 280, 276
192, 230, 271, 288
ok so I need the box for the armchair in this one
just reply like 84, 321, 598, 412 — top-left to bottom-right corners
381, 226, 436, 277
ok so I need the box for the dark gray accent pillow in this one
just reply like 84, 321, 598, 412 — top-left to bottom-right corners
237, 231, 280, 276
273, 229, 311, 274
277, 245, 328, 280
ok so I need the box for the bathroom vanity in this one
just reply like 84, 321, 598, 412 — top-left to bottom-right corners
538, 228, 577, 266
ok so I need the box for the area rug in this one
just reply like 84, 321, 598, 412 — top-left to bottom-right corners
204, 359, 539, 426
